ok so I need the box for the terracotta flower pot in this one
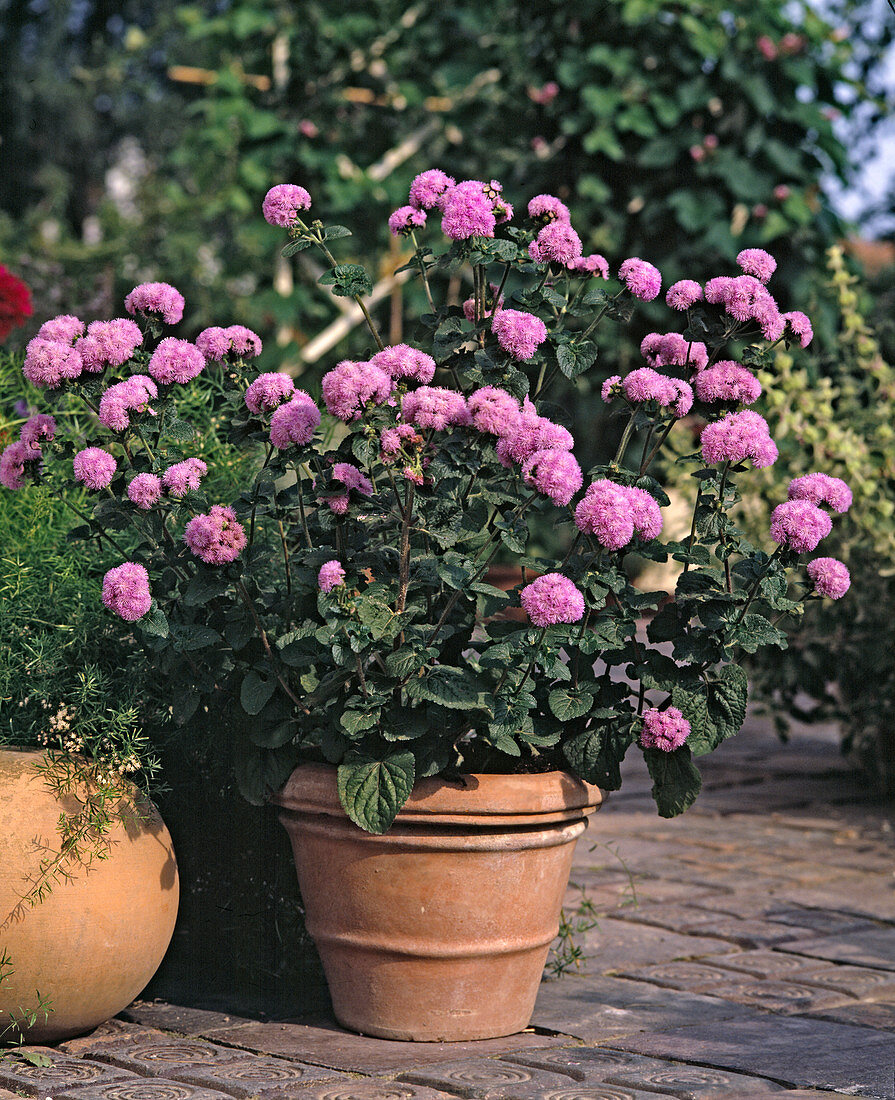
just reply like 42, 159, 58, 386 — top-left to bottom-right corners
0, 748, 179, 1042
273, 764, 603, 1041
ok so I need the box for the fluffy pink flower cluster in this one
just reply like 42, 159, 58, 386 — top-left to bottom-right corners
318, 560, 346, 593
98, 375, 158, 431
519, 573, 585, 627
770, 499, 832, 553
262, 184, 311, 227
604, 367, 693, 417
788, 473, 852, 513
462, 283, 504, 322
440, 179, 512, 240
326, 462, 373, 514
527, 194, 571, 224
197, 325, 262, 361
806, 557, 850, 600
640, 707, 691, 752
568, 254, 609, 279
127, 473, 162, 510
619, 258, 662, 301
245, 372, 295, 414
704, 273, 784, 341
321, 360, 393, 421
574, 480, 663, 550
522, 449, 583, 506
102, 562, 152, 622
700, 410, 778, 468
736, 248, 777, 283
75, 319, 143, 371
491, 309, 548, 361
37, 314, 84, 344
124, 282, 185, 325
0, 440, 41, 489
693, 361, 762, 405
162, 457, 208, 496
665, 280, 704, 310
641, 332, 709, 371
380, 423, 421, 461
388, 206, 427, 237
73, 447, 117, 490
783, 311, 813, 348
148, 338, 205, 385
402, 387, 469, 431
408, 170, 455, 211
529, 220, 582, 265
496, 397, 573, 466
370, 344, 436, 385
269, 392, 321, 450
23, 337, 83, 388
467, 386, 522, 436
19, 413, 57, 446
183, 505, 247, 564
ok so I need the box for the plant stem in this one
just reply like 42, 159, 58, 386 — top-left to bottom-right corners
612, 410, 638, 467
640, 417, 677, 474
235, 580, 306, 711
410, 230, 436, 313
277, 519, 293, 596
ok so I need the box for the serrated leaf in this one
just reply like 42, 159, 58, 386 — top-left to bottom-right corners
337, 751, 415, 834
184, 572, 228, 607
323, 224, 352, 240
138, 605, 169, 638
240, 670, 276, 715
548, 687, 592, 721
281, 238, 313, 257
644, 746, 702, 817
319, 263, 373, 297
556, 340, 598, 379
730, 613, 788, 653
340, 708, 380, 735
700, 663, 748, 753
233, 742, 299, 805
405, 665, 480, 709
163, 417, 195, 443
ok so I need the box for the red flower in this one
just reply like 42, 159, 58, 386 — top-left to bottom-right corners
0, 266, 33, 341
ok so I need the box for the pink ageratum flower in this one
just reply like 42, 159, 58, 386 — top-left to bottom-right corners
0, 440, 41, 490
380, 424, 419, 459
482, 179, 513, 224
806, 557, 851, 600
693, 361, 762, 405
640, 707, 691, 752
19, 413, 57, 445
788, 473, 852, 513
102, 562, 152, 622
77, 319, 143, 370
463, 283, 504, 322
770, 499, 833, 553
269, 392, 321, 449
624, 486, 663, 541
245, 372, 295, 414
700, 410, 778, 468
491, 309, 548, 361
783, 311, 813, 348
519, 573, 585, 627
496, 398, 574, 466
370, 344, 437, 385
622, 368, 693, 416
441, 180, 497, 240
318, 560, 346, 593
619, 258, 662, 301
408, 170, 455, 211
328, 495, 349, 515
183, 505, 247, 564
531, 221, 583, 265
574, 480, 635, 550
388, 206, 427, 237
522, 449, 583, 506
332, 462, 373, 496
124, 282, 185, 325
601, 376, 622, 402
73, 447, 117, 490
402, 387, 469, 431
197, 325, 263, 361
127, 473, 162, 510
736, 248, 777, 283
568, 253, 609, 278
666, 280, 704, 310
37, 315, 84, 345
321, 360, 393, 421
23, 337, 83, 389
98, 375, 158, 432
162, 457, 208, 496
640, 332, 708, 371
527, 194, 571, 224
467, 386, 521, 436
148, 338, 205, 385
262, 183, 312, 227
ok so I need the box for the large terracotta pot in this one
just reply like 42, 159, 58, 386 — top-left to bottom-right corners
273, 764, 603, 1041
0, 748, 179, 1042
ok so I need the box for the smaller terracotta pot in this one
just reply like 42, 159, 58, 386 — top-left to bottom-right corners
274, 766, 603, 1042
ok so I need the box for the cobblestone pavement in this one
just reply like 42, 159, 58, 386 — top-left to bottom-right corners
4, 717, 893, 1099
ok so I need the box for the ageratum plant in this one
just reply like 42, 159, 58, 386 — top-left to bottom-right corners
1, 172, 852, 834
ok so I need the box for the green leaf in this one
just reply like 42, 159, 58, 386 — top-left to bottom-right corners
184, 571, 228, 607
163, 417, 195, 443
138, 605, 169, 638
240, 670, 276, 715
323, 224, 352, 240
562, 726, 623, 789
319, 263, 373, 297
644, 746, 702, 818
281, 238, 313, 257
234, 742, 299, 805
405, 665, 480, 709
556, 341, 598, 379
700, 663, 748, 754
337, 751, 416, 834
729, 613, 788, 653
548, 687, 592, 721
647, 603, 686, 644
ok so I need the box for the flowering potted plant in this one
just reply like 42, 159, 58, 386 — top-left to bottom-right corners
1, 171, 851, 1040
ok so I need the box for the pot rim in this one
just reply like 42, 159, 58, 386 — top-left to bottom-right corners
272, 761, 604, 826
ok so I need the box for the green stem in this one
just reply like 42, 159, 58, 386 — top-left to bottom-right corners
410, 230, 436, 313
640, 417, 677, 475
612, 410, 638, 467
511, 627, 549, 702
235, 580, 306, 711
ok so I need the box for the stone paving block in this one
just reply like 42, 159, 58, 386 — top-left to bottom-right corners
613, 961, 762, 993
530, 974, 758, 1042
759, 908, 881, 936
89, 1038, 250, 1077
398, 1058, 574, 1097
688, 978, 854, 1015
500, 1047, 671, 1081
564, 915, 738, 970
197, 1021, 561, 1076
791, 963, 895, 1000
165, 1056, 349, 1096
783, 926, 895, 972
58, 1021, 156, 1056
777, 883, 895, 922
804, 1002, 895, 1031
0, 1051, 139, 1096
119, 1003, 257, 1037
281, 1085, 456, 1100
602, 1014, 895, 1098
705, 950, 838, 981
58, 1081, 235, 1100
602, 1061, 813, 1098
